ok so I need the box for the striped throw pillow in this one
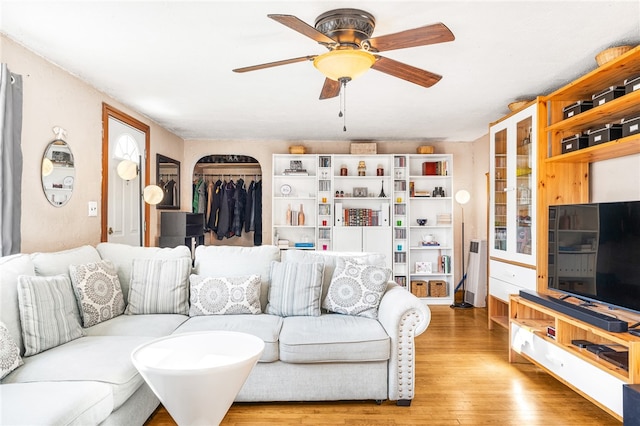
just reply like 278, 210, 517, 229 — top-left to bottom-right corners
125, 258, 191, 315
265, 261, 323, 317
17, 275, 84, 356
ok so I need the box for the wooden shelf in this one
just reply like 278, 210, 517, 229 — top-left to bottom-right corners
546, 89, 640, 134
511, 295, 640, 383
545, 134, 640, 163
510, 295, 640, 420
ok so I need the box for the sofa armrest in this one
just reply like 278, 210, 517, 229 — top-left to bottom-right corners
377, 282, 431, 404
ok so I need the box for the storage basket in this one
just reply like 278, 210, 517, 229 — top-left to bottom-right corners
428, 280, 447, 297
508, 100, 532, 112
349, 142, 377, 154
416, 145, 435, 154
288, 145, 306, 154
595, 46, 633, 66
410, 280, 428, 298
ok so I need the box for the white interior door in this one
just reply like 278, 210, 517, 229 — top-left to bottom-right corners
107, 117, 145, 246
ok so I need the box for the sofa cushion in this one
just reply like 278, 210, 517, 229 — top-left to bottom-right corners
69, 260, 126, 327
265, 261, 323, 317
279, 314, 390, 363
0, 254, 34, 355
17, 275, 84, 356
95, 243, 192, 304
125, 258, 190, 315
173, 314, 282, 363
282, 250, 386, 303
1, 335, 150, 410
0, 381, 113, 426
0, 321, 23, 379
194, 245, 281, 310
322, 258, 391, 319
31, 245, 102, 278
83, 314, 188, 337
189, 274, 261, 316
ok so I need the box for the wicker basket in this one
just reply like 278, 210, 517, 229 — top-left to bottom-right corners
428, 280, 447, 297
416, 145, 435, 154
596, 46, 633, 66
411, 280, 428, 298
508, 100, 532, 112
288, 145, 306, 154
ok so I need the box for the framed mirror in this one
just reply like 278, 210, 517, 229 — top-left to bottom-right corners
156, 154, 180, 209
42, 139, 75, 207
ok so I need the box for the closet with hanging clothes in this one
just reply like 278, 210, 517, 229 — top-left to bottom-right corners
192, 155, 262, 247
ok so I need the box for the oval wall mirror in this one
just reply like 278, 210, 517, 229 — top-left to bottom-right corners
41, 139, 75, 207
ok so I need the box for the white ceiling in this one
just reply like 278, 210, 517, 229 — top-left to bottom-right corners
1, 1, 639, 142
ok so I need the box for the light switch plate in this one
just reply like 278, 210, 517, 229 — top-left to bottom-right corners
88, 201, 98, 217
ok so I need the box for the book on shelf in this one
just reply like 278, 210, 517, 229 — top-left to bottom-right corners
437, 255, 451, 273
282, 169, 309, 176
422, 161, 448, 176
277, 238, 289, 246
342, 208, 382, 226
294, 242, 314, 248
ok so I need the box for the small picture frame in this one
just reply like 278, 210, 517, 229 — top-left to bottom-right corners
415, 261, 432, 273
353, 187, 368, 198
289, 160, 303, 170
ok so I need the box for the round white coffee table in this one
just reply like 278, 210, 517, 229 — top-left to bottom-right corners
131, 331, 264, 426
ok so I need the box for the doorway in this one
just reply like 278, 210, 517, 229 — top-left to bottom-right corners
101, 104, 151, 246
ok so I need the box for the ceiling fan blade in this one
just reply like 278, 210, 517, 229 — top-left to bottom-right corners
233, 55, 316, 73
372, 56, 442, 88
268, 14, 336, 45
364, 23, 454, 52
319, 78, 341, 100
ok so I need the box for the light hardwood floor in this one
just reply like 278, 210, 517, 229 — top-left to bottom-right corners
145, 306, 621, 425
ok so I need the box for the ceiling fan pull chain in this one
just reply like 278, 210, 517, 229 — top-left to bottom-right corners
339, 77, 348, 131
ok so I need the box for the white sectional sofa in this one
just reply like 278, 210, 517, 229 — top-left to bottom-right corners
0, 243, 430, 425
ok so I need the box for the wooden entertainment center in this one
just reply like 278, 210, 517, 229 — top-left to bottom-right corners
503, 45, 640, 421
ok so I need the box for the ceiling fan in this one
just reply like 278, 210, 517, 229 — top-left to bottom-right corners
233, 8, 455, 100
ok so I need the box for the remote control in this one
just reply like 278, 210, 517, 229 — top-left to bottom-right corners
629, 329, 640, 337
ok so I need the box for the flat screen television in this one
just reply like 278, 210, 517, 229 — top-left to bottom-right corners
547, 200, 640, 314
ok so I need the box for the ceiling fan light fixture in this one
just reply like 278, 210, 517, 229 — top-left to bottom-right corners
313, 49, 375, 81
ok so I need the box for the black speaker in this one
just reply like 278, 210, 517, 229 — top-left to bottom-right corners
624, 384, 640, 425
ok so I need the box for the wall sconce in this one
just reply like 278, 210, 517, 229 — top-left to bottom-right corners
116, 157, 163, 246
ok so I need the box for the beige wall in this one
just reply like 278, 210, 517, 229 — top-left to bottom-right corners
1, 35, 183, 253
3, 33, 491, 256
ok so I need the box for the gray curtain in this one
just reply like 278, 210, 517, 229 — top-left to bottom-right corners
0, 63, 23, 256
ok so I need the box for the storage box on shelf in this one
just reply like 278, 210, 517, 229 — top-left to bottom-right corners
488, 101, 540, 329
509, 294, 640, 421
272, 154, 318, 250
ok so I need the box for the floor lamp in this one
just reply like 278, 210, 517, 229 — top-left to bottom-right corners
451, 189, 473, 309
117, 157, 163, 246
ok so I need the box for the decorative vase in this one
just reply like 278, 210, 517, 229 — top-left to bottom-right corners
286, 204, 291, 225
298, 204, 305, 226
